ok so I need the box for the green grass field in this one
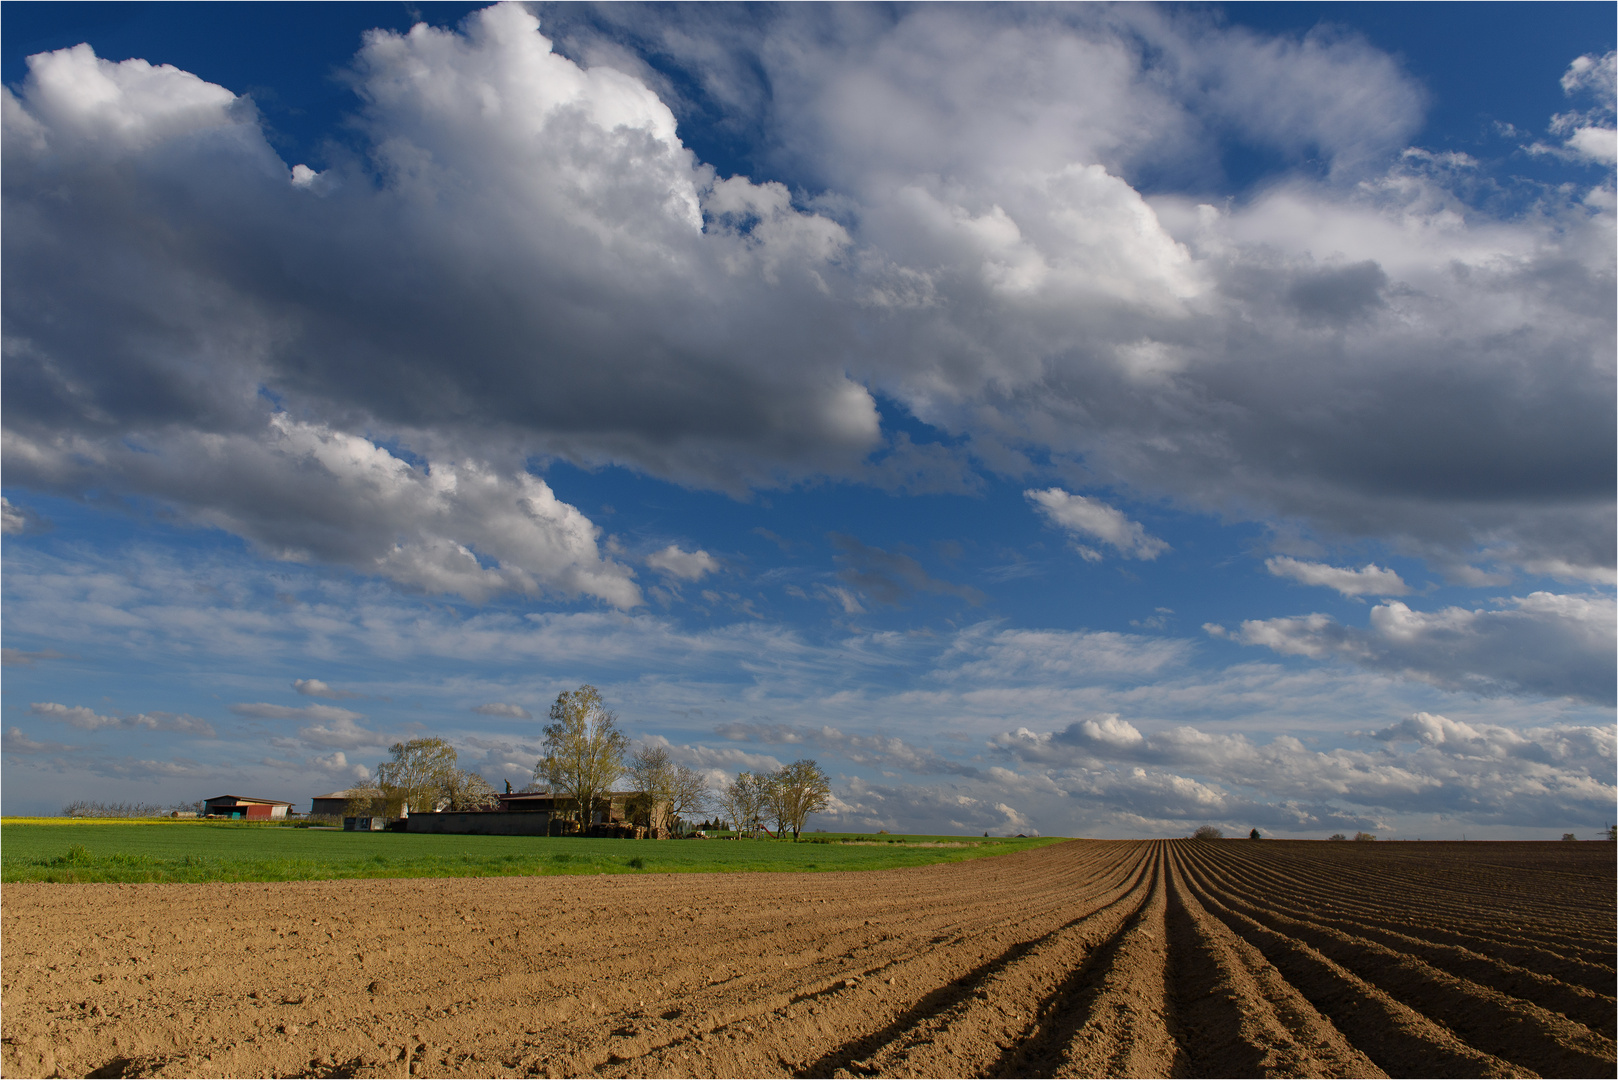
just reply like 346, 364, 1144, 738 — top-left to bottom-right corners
0, 820, 1062, 884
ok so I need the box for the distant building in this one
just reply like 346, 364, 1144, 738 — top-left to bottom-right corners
496, 790, 635, 824
311, 788, 384, 817
203, 795, 292, 820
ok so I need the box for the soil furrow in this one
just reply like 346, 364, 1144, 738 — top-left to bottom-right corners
1160, 846, 1384, 1079
1185, 852, 1616, 1076
3, 840, 1613, 1080
987, 844, 1182, 1080
1177, 851, 1535, 1078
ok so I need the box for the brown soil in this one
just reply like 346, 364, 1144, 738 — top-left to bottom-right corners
2, 840, 1612, 1079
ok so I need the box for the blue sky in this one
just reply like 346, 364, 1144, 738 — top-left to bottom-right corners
3, 2, 1613, 837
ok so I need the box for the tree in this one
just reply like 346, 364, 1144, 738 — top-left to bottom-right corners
377, 738, 459, 816
719, 771, 768, 838
1352, 831, 1376, 842
1192, 825, 1222, 840
1328, 833, 1347, 841
537, 685, 627, 831
666, 763, 711, 836
627, 745, 675, 836
1248, 828, 1261, 840
342, 788, 385, 818
774, 759, 832, 841
444, 768, 499, 811
764, 769, 791, 838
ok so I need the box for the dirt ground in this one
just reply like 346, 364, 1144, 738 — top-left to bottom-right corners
2, 839, 1613, 1079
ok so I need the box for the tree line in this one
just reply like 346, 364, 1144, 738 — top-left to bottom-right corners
361, 685, 832, 840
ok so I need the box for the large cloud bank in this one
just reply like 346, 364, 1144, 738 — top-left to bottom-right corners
4, 2, 1612, 601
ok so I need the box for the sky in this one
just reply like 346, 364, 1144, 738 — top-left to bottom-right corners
2, 2, 1613, 838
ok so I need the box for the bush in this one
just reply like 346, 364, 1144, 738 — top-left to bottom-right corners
1353, 831, 1376, 842
1327, 833, 1347, 841
1192, 825, 1223, 840
1562, 833, 1577, 841
61, 801, 173, 819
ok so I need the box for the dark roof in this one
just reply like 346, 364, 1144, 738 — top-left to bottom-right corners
204, 795, 293, 806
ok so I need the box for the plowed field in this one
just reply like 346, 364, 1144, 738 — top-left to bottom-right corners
3, 840, 1612, 1078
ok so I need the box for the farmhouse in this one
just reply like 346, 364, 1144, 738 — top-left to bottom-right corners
203, 795, 292, 820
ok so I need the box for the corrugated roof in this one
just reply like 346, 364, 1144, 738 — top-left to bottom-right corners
203, 795, 293, 806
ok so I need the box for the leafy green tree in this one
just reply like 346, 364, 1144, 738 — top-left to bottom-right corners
775, 759, 832, 841
537, 685, 627, 830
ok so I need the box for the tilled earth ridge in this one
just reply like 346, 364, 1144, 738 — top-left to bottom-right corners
1, 840, 1612, 1079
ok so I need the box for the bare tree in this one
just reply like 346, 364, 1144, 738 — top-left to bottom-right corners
628, 745, 675, 836
719, 771, 768, 838
1192, 825, 1223, 840
666, 764, 710, 836
444, 769, 499, 811
537, 685, 627, 831
1352, 831, 1376, 842
764, 769, 790, 838
776, 759, 831, 841
377, 738, 459, 816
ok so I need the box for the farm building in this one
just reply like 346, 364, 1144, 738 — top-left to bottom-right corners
406, 790, 645, 836
203, 795, 292, 820
310, 788, 385, 817
497, 789, 636, 824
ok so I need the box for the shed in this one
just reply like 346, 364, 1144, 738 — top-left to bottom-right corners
203, 795, 292, 820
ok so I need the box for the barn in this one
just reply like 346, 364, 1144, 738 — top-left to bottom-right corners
203, 795, 292, 820
310, 788, 384, 817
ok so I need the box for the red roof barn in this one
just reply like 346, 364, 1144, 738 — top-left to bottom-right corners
203, 795, 292, 820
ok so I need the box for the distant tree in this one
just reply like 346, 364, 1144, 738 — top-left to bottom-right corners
1249, 828, 1261, 839
1608, 824, 1617, 841
775, 760, 832, 841
628, 745, 675, 836
444, 769, 499, 811
764, 770, 791, 838
342, 788, 385, 818
1352, 831, 1376, 842
377, 738, 459, 816
1328, 833, 1347, 841
666, 763, 711, 835
537, 686, 627, 830
1562, 833, 1578, 841
719, 771, 768, 838
1192, 825, 1223, 840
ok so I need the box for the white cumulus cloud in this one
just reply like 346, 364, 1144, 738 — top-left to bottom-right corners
645, 544, 720, 582
1026, 488, 1168, 561
1266, 556, 1409, 596
1217, 592, 1616, 704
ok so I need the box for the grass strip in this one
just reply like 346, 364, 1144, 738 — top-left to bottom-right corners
0, 822, 1063, 884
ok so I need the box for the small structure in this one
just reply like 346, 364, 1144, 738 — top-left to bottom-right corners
311, 788, 384, 817
203, 795, 292, 820
344, 816, 385, 832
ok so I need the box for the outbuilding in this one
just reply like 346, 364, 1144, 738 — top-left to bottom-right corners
203, 795, 292, 820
